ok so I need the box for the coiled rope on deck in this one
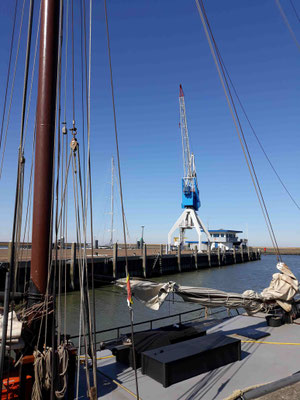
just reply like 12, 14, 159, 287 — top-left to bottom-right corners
32, 348, 52, 400
32, 345, 68, 400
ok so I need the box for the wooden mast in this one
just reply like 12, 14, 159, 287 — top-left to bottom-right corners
29, 0, 60, 302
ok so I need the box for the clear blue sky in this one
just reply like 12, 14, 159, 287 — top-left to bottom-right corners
0, 0, 299, 247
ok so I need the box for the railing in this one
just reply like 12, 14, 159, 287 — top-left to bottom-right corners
69, 305, 239, 348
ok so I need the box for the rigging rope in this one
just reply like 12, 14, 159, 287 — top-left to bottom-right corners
71, 0, 75, 124
104, 0, 140, 398
22, 2, 41, 150
12, 0, 36, 288
217, 54, 300, 212
76, 144, 97, 395
195, 0, 282, 261
55, 344, 69, 399
55, 0, 64, 350
71, 145, 92, 398
289, 0, 300, 23
80, 0, 87, 202
0, 0, 26, 179
0, 0, 18, 151
0, 0, 35, 389
61, 20, 69, 352
86, 0, 98, 391
63, 0, 69, 125
275, 0, 300, 52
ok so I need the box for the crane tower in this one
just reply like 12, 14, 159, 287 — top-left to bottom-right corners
168, 85, 212, 252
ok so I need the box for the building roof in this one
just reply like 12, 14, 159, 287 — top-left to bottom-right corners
201, 229, 243, 234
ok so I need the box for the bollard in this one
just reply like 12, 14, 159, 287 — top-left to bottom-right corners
217, 247, 221, 266
159, 244, 164, 275
177, 246, 181, 272
113, 243, 118, 279
208, 245, 211, 267
205, 307, 208, 319
142, 243, 148, 278
70, 242, 76, 290
194, 245, 198, 270
8, 241, 13, 265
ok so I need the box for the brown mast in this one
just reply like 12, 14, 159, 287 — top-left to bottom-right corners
29, 0, 60, 300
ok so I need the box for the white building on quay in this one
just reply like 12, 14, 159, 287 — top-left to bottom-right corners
186, 229, 248, 251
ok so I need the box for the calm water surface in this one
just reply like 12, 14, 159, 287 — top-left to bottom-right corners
63, 255, 300, 338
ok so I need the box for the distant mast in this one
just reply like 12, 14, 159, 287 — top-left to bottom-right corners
29, 0, 60, 302
109, 156, 115, 246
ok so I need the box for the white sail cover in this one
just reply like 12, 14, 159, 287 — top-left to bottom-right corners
117, 263, 299, 314
0, 311, 22, 342
260, 262, 299, 312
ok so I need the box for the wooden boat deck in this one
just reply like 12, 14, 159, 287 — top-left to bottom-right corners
78, 314, 300, 399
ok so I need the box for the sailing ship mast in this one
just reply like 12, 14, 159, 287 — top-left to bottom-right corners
29, 0, 59, 304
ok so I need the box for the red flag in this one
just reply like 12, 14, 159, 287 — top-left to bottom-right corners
126, 274, 133, 306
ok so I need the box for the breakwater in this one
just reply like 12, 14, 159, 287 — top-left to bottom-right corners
0, 244, 260, 293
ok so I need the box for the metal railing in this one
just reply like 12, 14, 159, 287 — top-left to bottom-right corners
69, 305, 237, 348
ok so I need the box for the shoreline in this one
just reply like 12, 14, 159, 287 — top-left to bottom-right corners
253, 247, 300, 255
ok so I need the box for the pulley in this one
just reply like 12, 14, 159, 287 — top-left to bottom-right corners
70, 137, 78, 152
62, 122, 67, 135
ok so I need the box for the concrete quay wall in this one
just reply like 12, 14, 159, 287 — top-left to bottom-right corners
0, 245, 260, 293
56, 246, 260, 291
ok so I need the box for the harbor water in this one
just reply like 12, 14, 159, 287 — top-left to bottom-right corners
64, 255, 300, 339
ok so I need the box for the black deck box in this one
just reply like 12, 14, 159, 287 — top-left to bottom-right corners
112, 321, 208, 368
141, 333, 241, 387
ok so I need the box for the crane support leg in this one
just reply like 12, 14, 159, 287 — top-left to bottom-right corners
167, 209, 212, 253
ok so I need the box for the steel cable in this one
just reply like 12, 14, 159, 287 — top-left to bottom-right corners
289, 0, 300, 23
104, 0, 140, 397
199, 2, 282, 259
76, 145, 97, 394
217, 54, 300, 212
86, 0, 98, 391
22, 3, 41, 150
71, 150, 92, 398
0, 0, 35, 389
0, 0, 18, 150
195, 0, 282, 261
275, 0, 300, 52
0, 0, 26, 179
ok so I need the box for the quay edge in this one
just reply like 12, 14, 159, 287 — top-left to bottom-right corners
0, 245, 260, 293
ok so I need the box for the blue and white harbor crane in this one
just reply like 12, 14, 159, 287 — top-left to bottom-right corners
168, 85, 212, 252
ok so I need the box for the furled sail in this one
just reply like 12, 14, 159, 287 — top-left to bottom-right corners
117, 263, 299, 314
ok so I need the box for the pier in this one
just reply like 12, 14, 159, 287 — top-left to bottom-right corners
0, 243, 260, 293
